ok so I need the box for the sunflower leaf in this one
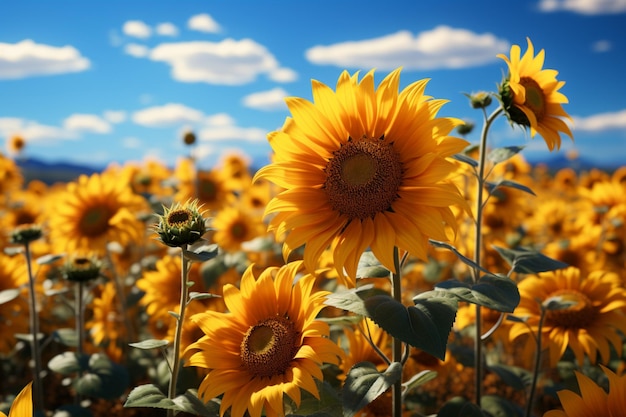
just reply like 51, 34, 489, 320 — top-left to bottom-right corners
188, 292, 221, 303
48, 352, 89, 375
495, 179, 536, 196
342, 361, 402, 417
435, 274, 520, 313
52, 328, 78, 347
356, 251, 390, 279
364, 292, 457, 359
124, 384, 219, 416
129, 339, 170, 350
429, 240, 492, 275
36, 253, 64, 265
402, 369, 438, 395
481, 394, 525, 417
183, 244, 219, 262
487, 364, 532, 391
452, 153, 478, 168
492, 246, 569, 273
323, 284, 387, 316
487, 146, 525, 164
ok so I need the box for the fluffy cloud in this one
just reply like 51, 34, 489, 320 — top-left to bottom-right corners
538, 0, 626, 14
572, 109, 626, 131
156, 22, 179, 37
149, 38, 296, 85
124, 43, 150, 58
592, 40, 612, 52
0, 117, 77, 142
187, 13, 221, 33
123, 20, 152, 39
63, 114, 112, 134
243, 88, 288, 111
0, 40, 90, 79
305, 26, 509, 70
198, 125, 267, 143
103, 110, 127, 124
132, 103, 205, 127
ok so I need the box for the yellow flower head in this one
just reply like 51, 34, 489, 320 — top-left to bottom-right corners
510, 267, 626, 366
498, 38, 573, 151
0, 382, 32, 417
184, 261, 343, 417
254, 68, 468, 285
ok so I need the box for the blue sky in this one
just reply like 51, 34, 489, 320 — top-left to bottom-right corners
1, 0, 625, 170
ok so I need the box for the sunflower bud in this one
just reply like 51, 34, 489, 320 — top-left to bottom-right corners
455, 121, 475, 136
155, 199, 207, 247
183, 131, 196, 146
10, 224, 43, 245
466, 91, 493, 109
498, 80, 530, 127
62, 254, 102, 282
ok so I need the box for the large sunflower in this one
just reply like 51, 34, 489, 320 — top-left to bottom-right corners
544, 365, 626, 417
254, 69, 468, 284
47, 172, 148, 254
509, 267, 626, 366
498, 38, 573, 151
183, 261, 343, 417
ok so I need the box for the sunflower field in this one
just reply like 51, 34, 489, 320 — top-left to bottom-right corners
2, 38, 626, 417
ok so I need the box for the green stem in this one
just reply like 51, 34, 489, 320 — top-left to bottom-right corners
167, 244, 190, 417
391, 246, 403, 417
75, 281, 85, 357
525, 307, 546, 417
24, 242, 45, 413
473, 106, 503, 406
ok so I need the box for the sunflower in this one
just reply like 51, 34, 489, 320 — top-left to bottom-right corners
544, 365, 626, 417
174, 158, 234, 213
0, 253, 29, 354
254, 69, 468, 285
46, 172, 148, 254
87, 281, 129, 362
509, 267, 626, 367
0, 382, 32, 417
184, 261, 343, 417
6, 135, 26, 156
498, 38, 573, 151
211, 205, 266, 253
0, 153, 23, 200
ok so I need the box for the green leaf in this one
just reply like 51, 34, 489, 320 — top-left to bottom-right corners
168, 311, 180, 320
487, 364, 532, 391
366, 292, 457, 359
124, 384, 219, 416
0, 289, 20, 305
183, 243, 219, 263
429, 240, 491, 275
48, 352, 88, 375
437, 397, 485, 417
76, 354, 129, 399
3, 247, 22, 256
402, 369, 438, 395
324, 285, 386, 316
52, 328, 78, 347
342, 362, 402, 417
36, 253, 64, 265
188, 292, 220, 303
452, 153, 478, 168
129, 339, 170, 350
436, 274, 520, 313
492, 246, 569, 274
496, 179, 536, 197
543, 296, 577, 311
487, 146, 525, 164
356, 251, 390, 279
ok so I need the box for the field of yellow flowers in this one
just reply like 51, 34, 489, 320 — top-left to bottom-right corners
2, 38, 626, 417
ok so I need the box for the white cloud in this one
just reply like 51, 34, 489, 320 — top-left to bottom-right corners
156, 22, 179, 37
123, 20, 152, 39
0, 117, 77, 142
572, 109, 626, 131
592, 40, 612, 52
269, 67, 297, 83
538, 0, 626, 14
0, 39, 90, 79
122, 136, 142, 149
243, 88, 288, 111
63, 114, 112, 134
149, 39, 295, 85
187, 13, 221, 33
103, 110, 127, 124
132, 103, 205, 127
305, 26, 509, 70
124, 43, 150, 58
205, 113, 235, 126
198, 125, 268, 143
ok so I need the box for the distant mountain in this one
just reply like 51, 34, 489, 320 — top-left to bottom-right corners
527, 154, 621, 173
16, 157, 102, 185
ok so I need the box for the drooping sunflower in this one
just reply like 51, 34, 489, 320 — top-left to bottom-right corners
544, 365, 626, 417
183, 261, 344, 417
46, 172, 148, 254
509, 267, 626, 367
254, 69, 468, 284
498, 38, 573, 151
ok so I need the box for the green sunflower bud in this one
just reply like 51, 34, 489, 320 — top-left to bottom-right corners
466, 91, 493, 109
498, 79, 530, 128
155, 199, 207, 247
63, 254, 102, 282
10, 224, 43, 245
183, 131, 197, 146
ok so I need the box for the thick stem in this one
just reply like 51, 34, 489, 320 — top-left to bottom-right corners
525, 307, 546, 417
473, 106, 503, 405
75, 281, 85, 357
167, 244, 190, 417
24, 242, 45, 412
391, 246, 403, 417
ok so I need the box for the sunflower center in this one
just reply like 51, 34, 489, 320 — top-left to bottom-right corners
167, 209, 191, 227
520, 77, 546, 121
324, 137, 403, 220
198, 178, 217, 202
240, 316, 299, 378
545, 290, 596, 329
79, 205, 113, 237
230, 221, 247, 239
